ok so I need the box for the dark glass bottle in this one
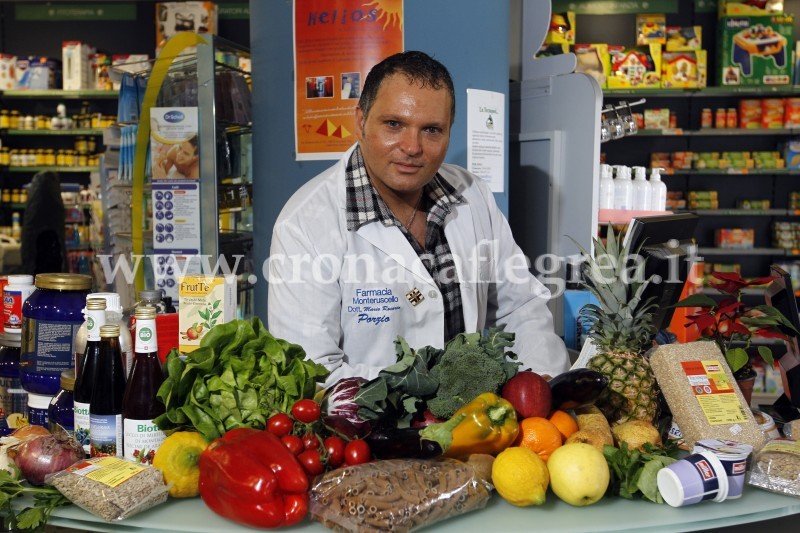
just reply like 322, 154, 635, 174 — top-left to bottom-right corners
89, 324, 126, 457
122, 306, 166, 465
73, 298, 107, 454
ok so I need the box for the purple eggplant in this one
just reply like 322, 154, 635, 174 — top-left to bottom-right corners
549, 368, 608, 410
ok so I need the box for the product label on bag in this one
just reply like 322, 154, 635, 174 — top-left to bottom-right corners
89, 413, 122, 457
21, 318, 81, 374
123, 418, 166, 465
681, 360, 749, 425
67, 457, 147, 488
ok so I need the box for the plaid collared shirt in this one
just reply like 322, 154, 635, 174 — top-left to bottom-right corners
344, 145, 466, 343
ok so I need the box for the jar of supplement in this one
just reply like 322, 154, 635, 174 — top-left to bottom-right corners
3, 274, 35, 332
27, 392, 54, 428
21, 273, 92, 396
49, 370, 75, 435
73, 292, 133, 378
0, 331, 26, 435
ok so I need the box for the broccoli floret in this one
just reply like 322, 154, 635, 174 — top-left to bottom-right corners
427, 346, 507, 419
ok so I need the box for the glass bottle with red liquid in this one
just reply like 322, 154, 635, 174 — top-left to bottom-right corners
122, 306, 166, 465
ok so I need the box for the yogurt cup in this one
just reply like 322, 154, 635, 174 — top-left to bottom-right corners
693, 439, 753, 499
657, 450, 729, 507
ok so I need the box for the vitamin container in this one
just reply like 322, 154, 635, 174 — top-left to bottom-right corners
657, 450, 729, 507
0, 331, 26, 435
3, 274, 34, 331
21, 273, 92, 396
27, 392, 54, 428
49, 370, 75, 436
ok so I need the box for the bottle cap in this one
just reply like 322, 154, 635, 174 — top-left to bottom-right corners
60, 369, 75, 391
138, 289, 163, 303
135, 305, 157, 320
100, 324, 121, 337
34, 273, 92, 291
86, 298, 107, 310
633, 166, 647, 180
6, 274, 33, 286
600, 164, 612, 179
88, 292, 121, 313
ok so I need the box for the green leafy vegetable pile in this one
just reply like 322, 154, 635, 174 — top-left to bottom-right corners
354, 327, 519, 424
603, 442, 680, 503
155, 317, 329, 442
0, 470, 70, 531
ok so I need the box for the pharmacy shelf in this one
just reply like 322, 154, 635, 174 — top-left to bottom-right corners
1, 89, 117, 99
5, 166, 98, 173
605, 86, 800, 98
637, 128, 795, 136
686, 209, 789, 216
697, 247, 789, 256
3, 128, 105, 136
597, 208, 672, 225
665, 168, 799, 176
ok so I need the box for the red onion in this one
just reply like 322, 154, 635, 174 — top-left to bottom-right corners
10, 431, 84, 486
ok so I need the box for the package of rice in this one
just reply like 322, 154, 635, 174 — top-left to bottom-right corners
650, 340, 765, 450
747, 437, 800, 497
46, 456, 170, 521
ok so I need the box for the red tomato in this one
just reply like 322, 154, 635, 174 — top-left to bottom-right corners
281, 434, 304, 456
267, 413, 294, 438
344, 439, 370, 466
291, 399, 321, 424
324, 436, 346, 467
298, 449, 325, 476
302, 432, 322, 451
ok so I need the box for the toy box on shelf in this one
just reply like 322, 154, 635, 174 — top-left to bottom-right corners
608, 44, 661, 89
718, 15, 794, 86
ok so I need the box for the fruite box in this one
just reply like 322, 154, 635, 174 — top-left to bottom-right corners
178, 275, 237, 353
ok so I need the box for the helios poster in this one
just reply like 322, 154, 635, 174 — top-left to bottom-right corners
294, 0, 404, 160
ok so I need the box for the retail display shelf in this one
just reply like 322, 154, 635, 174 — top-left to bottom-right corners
5, 166, 98, 173
665, 168, 798, 176
636, 128, 795, 137
697, 247, 788, 256
3, 128, 105, 136
1, 89, 118, 99
597, 208, 672, 225
605, 86, 800, 98
3, 203, 25, 210
685, 209, 789, 216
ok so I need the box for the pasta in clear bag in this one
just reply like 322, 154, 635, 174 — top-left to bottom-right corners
309, 458, 492, 533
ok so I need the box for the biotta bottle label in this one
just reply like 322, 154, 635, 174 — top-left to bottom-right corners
89, 413, 122, 457
123, 419, 166, 465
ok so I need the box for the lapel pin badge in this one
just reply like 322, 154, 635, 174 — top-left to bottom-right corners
406, 288, 424, 306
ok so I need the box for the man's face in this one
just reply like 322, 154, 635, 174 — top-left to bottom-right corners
175, 141, 197, 170
355, 74, 452, 199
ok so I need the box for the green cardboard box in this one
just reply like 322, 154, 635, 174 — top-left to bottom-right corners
718, 15, 793, 86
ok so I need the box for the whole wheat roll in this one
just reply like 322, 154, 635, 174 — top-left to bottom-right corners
649, 340, 765, 450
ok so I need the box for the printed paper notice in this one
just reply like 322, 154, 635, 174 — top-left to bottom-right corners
681, 360, 749, 426
467, 88, 505, 193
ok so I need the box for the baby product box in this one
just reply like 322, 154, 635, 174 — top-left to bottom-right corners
718, 15, 793, 86
0, 54, 16, 90
62, 41, 95, 90
662, 50, 707, 88
637, 14, 666, 46
178, 275, 236, 353
666, 26, 702, 51
573, 44, 610, 88
608, 44, 662, 89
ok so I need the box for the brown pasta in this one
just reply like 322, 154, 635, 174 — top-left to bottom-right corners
309, 458, 492, 533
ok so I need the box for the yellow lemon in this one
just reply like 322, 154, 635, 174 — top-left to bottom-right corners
152, 431, 208, 498
491, 446, 549, 506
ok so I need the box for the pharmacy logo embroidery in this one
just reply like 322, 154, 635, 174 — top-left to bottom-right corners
406, 288, 424, 306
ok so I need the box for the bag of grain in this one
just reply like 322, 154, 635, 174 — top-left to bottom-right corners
650, 340, 765, 450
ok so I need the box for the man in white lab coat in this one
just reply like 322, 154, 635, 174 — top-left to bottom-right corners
268, 51, 569, 386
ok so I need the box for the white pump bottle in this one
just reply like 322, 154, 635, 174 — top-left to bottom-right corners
649, 167, 668, 211
631, 166, 652, 211
612, 165, 633, 210
599, 163, 615, 209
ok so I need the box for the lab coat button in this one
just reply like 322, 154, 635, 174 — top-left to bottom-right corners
428, 290, 438, 298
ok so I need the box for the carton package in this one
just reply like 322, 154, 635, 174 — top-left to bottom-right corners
644, 108, 670, 130
739, 98, 763, 127
62, 41, 95, 90
784, 140, 800, 169
545, 12, 575, 45
666, 26, 702, 51
661, 50, 707, 88
762, 98, 785, 128
718, 15, 793, 86
156, 2, 218, 53
19, 57, 60, 90
573, 44, 610, 88
0, 54, 16, 90
715, 228, 755, 249
785, 98, 800, 127
636, 14, 666, 45
608, 44, 661, 88
178, 275, 236, 353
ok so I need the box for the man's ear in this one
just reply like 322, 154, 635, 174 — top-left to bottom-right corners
354, 107, 365, 140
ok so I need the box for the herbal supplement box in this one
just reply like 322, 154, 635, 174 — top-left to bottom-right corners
718, 15, 794, 86
178, 275, 237, 353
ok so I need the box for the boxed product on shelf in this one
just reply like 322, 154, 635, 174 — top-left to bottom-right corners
791, 191, 800, 209
784, 140, 800, 168
753, 150, 784, 168
671, 151, 694, 169
715, 228, 755, 248
608, 44, 661, 88
689, 199, 719, 209
719, 0, 784, 16
772, 221, 800, 248
785, 98, 800, 126
573, 44, 610, 88
762, 98, 785, 128
666, 26, 702, 51
739, 98, 763, 127
703, 263, 741, 278
737, 199, 771, 209
546, 11, 575, 44
661, 50, 707, 88
651, 151, 672, 168
62, 41, 95, 90
19, 57, 60, 90
688, 191, 718, 200
666, 191, 686, 210
718, 15, 794, 86
644, 108, 670, 129
637, 14, 666, 45
156, 2, 218, 53
0, 54, 15, 90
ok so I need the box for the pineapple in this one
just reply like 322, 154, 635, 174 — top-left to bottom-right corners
576, 225, 659, 425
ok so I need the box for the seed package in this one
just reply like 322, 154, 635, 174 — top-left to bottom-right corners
718, 15, 794, 86
662, 50, 707, 88
608, 45, 662, 89
546, 12, 575, 45
636, 14, 666, 45
573, 44, 610, 88
666, 26, 702, 51
178, 275, 237, 353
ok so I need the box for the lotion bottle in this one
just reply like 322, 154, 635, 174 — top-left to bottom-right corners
649, 167, 668, 211
599, 163, 615, 209
612, 165, 633, 210
631, 166, 652, 211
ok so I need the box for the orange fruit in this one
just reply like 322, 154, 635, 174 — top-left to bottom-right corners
549, 410, 579, 441
515, 417, 563, 463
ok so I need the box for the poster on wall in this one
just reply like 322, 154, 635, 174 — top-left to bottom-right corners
294, 0, 404, 160
467, 89, 505, 193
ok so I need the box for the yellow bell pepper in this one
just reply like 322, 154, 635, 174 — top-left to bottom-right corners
443, 392, 519, 459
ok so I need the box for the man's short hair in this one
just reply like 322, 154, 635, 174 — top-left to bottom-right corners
357, 51, 455, 125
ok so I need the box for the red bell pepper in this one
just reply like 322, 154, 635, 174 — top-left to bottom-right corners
198, 427, 309, 528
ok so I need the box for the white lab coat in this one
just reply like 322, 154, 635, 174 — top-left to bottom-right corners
268, 145, 569, 386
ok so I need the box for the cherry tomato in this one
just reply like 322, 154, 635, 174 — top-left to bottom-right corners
281, 434, 304, 456
324, 436, 346, 467
267, 413, 294, 438
298, 449, 325, 476
302, 432, 322, 451
344, 439, 371, 466
291, 399, 321, 424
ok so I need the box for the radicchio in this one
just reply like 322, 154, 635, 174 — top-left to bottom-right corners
322, 377, 370, 434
